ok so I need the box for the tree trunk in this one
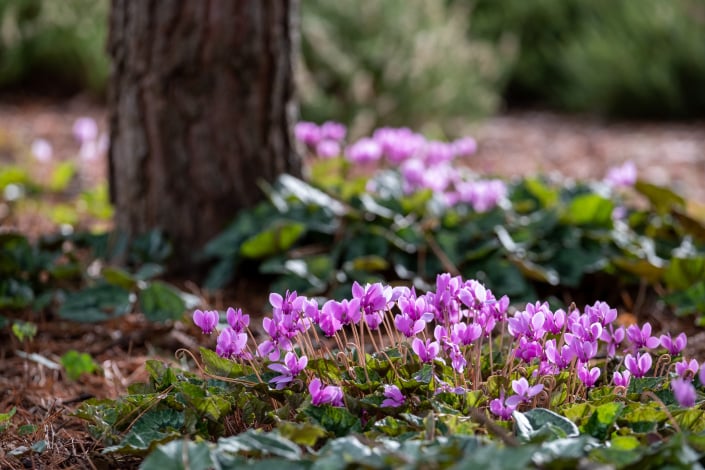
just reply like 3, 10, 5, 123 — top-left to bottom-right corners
107, 0, 300, 273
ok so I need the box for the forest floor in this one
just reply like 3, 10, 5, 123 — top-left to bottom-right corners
1, 97, 705, 468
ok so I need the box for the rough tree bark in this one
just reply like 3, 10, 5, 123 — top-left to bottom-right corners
108, 0, 301, 273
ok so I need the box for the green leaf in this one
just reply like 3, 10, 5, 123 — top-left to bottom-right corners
48, 161, 76, 192
0, 407, 16, 428
139, 281, 186, 322
303, 405, 361, 437
563, 193, 614, 227
450, 443, 537, 470
101, 266, 137, 291
581, 402, 624, 440
58, 283, 132, 322
513, 408, 579, 443
104, 407, 184, 454
140, 439, 215, 470
240, 221, 306, 259
11, 320, 37, 342
217, 430, 302, 460
524, 177, 559, 208
674, 408, 705, 433
635, 180, 685, 213
665, 256, 705, 291
199, 347, 258, 383
277, 421, 328, 447
60, 350, 98, 381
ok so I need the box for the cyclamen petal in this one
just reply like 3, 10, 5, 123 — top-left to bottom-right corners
193, 309, 219, 335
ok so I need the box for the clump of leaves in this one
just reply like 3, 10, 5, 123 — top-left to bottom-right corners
79, 276, 705, 468
0, 229, 193, 323
203, 124, 705, 322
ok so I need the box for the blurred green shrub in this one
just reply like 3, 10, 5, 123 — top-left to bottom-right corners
299, 0, 513, 137
0, 0, 109, 95
470, 0, 705, 119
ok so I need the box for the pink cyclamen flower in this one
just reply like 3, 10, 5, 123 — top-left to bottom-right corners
411, 338, 440, 363
294, 121, 321, 146
315, 140, 341, 159
226, 307, 250, 333
490, 392, 516, 420
505, 378, 544, 407
613, 370, 631, 388
605, 161, 637, 188
577, 363, 601, 388
345, 138, 383, 163
671, 378, 696, 408
381, 385, 405, 408
452, 136, 477, 157
319, 121, 346, 142
626, 323, 660, 350
309, 378, 344, 407
216, 327, 250, 359
268, 352, 308, 389
193, 309, 219, 334
675, 358, 699, 381
624, 352, 652, 378
661, 332, 687, 356
73, 117, 98, 144
31, 139, 53, 162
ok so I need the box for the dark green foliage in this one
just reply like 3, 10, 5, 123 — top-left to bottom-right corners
470, 0, 705, 118
203, 162, 705, 317
300, 0, 509, 136
0, 0, 109, 94
0, 230, 189, 323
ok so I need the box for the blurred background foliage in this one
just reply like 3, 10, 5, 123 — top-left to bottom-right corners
1, 0, 704, 125
0, 0, 109, 95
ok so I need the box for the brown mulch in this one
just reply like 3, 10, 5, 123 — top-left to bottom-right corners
1, 97, 705, 467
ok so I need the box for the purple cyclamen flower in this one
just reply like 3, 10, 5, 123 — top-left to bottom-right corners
451, 322, 482, 346
257, 317, 292, 361
268, 352, 308, 389
309, 378, 344, 407
193, 309, 219, 335
505, 378, 544, 407
31, 139, 53, 162
585, 301, 618, 326
319, 121, 346, 141
452, 136, 477, 157
489, 392, 516, 420
515, 337, 543, 363
626, 323, 660, 350
346, 138, 383, 163
600, 324, 625, 357
73, 117, 98, 144
216, 327, 250, 359
613, 370, 631, 388
381, 385, 405, 408
315, 140, 341, 159
226, 307, 250, 333
624, 352, 652, 378
605, 161, 637, 188
424, 141, 455, 165
544, 339, 575, 370
661, 332, 687, 356
569, 338, 598, 363
675, 358, 699, 381
577, 363, 601, 388
394, 313, 426, 338
411, 338, 440, 363
671, 378, 696, 408
294, 121, 321, 146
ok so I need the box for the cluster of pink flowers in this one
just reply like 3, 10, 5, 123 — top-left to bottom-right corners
193, 273, 700, 415
294, 121, 506, 213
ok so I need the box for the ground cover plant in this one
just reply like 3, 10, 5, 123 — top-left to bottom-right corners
78, 276, 705, 468
3, 118, 705, 468
71, 122, 705, 468
203, 122, 705, 324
